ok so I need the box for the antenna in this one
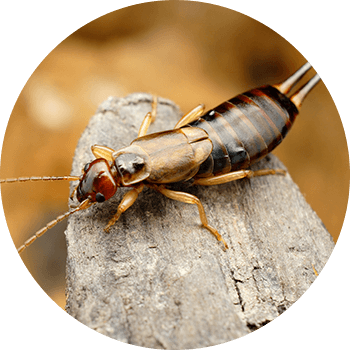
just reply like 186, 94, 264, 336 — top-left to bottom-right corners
16, 199, 93, 254
0, 175, 80, 184
0, 173, 83, 253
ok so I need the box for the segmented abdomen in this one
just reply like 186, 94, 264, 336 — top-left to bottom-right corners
188, 85, 299, 177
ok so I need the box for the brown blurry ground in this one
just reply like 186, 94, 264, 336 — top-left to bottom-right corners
1, 2, 348, 309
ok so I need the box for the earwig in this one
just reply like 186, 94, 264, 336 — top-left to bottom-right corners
1, 62, 320, 253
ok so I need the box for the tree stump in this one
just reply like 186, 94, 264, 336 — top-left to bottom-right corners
65, 93, 334, 349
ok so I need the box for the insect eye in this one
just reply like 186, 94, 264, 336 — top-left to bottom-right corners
83, 163, 90, 173
95, 192, 106, 203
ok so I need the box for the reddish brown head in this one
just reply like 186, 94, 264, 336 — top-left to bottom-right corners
76, 158, 118, 203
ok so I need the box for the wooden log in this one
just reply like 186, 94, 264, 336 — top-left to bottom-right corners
65, 93, 334, 349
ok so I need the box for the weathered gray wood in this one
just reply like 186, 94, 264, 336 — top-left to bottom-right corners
65, 93, 334, 349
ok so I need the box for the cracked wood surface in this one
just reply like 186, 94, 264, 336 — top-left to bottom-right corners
65, 93, 335, 349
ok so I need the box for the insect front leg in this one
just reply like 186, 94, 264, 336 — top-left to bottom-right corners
151, 184, 228, 250
91, 145, 115, 161
104, 183, 144, 232
69, 184, 79, 205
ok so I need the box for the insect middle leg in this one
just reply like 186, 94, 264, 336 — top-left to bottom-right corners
193, 168, 286, 186
152, 184, 228, 250
104, 183, 144, 232
174, 104, 205, 129
138, 96, 158, 137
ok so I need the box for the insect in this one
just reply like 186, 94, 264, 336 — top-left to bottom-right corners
1, 62, 320, 253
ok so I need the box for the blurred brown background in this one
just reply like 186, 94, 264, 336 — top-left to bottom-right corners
1, 2, 348, 309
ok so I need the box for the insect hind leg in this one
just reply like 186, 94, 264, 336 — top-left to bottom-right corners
152, 184, 228, 250
193, 168, 286, 186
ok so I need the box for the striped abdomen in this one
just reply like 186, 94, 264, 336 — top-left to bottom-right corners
188, 85, 299, 177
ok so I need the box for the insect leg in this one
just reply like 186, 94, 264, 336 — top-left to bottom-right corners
69, 183, 79, 202
149, 95, 158, 122
138, 96, 158, 137
153, 185, 228, 250
174, 104, 205, 129
193, 168, 286, 186
104, 183, 144, 232
138, 112, 153, 137
91, 145, 115, 161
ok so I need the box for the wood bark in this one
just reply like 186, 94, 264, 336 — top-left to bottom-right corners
65, 93, 335, 349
